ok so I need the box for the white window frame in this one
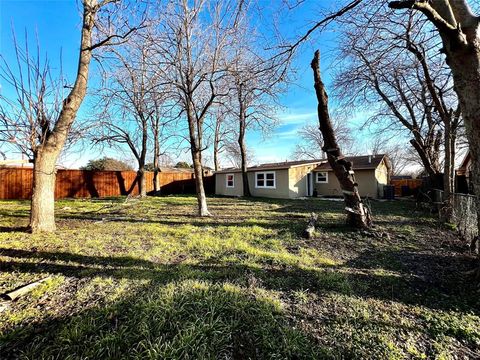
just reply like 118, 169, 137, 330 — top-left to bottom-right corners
316, 171, 328, 184
255, 171, 276, 189
226, 173, 235, 188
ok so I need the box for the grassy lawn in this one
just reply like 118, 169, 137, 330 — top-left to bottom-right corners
0, 196, 479, 359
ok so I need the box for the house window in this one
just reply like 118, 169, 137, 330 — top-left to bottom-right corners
226, 174, 235, 188
316, 172, 328, 183
256, 171, 275, 188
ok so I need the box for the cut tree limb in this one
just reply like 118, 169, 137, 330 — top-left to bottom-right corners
311, 50, 372, 229
2, 277, 52, 301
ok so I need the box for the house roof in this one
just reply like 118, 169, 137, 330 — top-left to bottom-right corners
456, 151, 471, 176
215, 159, 323, 174
313, 154, 387, 171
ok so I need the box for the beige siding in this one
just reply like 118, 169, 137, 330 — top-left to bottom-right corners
249, 169, 290, 198
374, 160, 389, 198
215, 173, 243, 197
216, 170, 290, 198
314, 169, 381, 198
288, 164, 317, 198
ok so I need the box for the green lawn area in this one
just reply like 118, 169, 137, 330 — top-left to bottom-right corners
0, 196, 479, 359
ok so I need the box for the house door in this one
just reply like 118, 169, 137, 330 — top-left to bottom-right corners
306, 173, 313, 196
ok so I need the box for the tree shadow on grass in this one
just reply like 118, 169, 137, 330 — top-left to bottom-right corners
1, 246, 479, 358
1, 247, 478, 313
1, 278, 327, 360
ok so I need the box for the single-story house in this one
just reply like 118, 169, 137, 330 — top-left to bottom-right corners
215, 154, 391, 199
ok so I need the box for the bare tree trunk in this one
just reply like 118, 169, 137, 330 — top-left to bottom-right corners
30, 152, 57, 232
137, 167, 147, 197
187, 102, 210, 216
311, 50, 371, 228
238, 110, 251, 197
191, 147, 210, 216
153, 124, 161, 193
442, 123, 455, 221
30, 1, 96, 232
213, 132, 220, 172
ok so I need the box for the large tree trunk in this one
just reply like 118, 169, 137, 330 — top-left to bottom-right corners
311, 50, 371, 228
137, 167, 147, 197
191, 147, 210, 216
30, 151, 57, 232
186, 102, 210, 216
238, 110, 251, 197
29, 1, 96, 232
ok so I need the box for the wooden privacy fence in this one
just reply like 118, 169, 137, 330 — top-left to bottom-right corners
390, 179, 423, 197
0, 167, 213, 200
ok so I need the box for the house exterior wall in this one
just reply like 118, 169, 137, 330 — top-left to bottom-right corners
215, 172, 243, 197
248, 169, 290, 198
288, 164, 317, 198
314, 169, 381, 198
375, 160, 389, 198
216, 168, 293, 199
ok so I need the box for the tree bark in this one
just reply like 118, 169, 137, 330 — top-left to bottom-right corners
30, 151, 57, 232
186, 100, 210, 216
191, 146, 210, 216
30, 0, 97, 232
238, 107, 251, 197
311, 50, 371, 229
137, 167, 147, 197
153, 124, 161, 193
213, 127, 220, 172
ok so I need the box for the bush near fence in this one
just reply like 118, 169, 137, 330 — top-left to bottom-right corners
0, 167, 214, 200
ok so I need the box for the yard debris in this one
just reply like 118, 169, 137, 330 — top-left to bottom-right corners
1, 277, 52, 301
0, 300, 10, 313
303, 213, 318, 239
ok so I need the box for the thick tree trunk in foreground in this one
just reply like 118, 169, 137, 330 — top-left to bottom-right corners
30, 152, 57, 232
311, 50, 371, 228
238, 111, 251, 197
30, 1, 96, 232
137, 167, 147, 197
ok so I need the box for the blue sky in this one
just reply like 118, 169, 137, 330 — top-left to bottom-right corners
0, 0, 372, 168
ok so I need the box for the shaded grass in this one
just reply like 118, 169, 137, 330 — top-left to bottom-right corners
0, 196, 479, 359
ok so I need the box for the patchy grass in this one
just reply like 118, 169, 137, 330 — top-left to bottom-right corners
0, 196, 479, 359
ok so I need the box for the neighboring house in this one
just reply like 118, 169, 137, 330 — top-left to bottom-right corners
456, 151, 473, 194
215, 154, 391, 199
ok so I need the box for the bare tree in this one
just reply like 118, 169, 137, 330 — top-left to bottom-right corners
92, 34, 162, 197
292, 120, 354, 160
152, 0, 242, 216
223, 139, 255, 168
312, 50, 371, 228
387, 1, 480, 253
226, 6, 286, 197
212, 107, 234, 171
0, 0, 140, 232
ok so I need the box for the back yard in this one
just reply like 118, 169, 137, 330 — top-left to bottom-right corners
0, 196, 479, 359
